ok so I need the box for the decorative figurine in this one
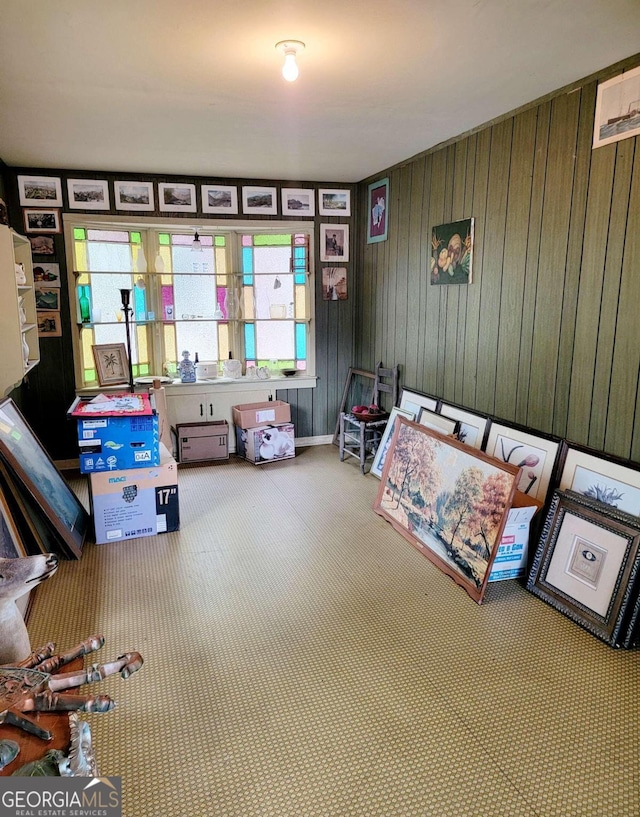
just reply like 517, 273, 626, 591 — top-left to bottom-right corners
178, 350, 196, 383
0, 740, 19, 770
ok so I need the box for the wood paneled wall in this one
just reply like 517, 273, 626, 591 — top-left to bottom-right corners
356, 69, 640, 462
1, 168, 356, 458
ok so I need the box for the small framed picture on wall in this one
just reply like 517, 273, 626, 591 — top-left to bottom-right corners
320, 224, 349, 262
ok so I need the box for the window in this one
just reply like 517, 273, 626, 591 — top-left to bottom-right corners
65, 218, 313, 388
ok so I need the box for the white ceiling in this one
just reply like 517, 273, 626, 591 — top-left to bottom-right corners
1, 1, 639, 184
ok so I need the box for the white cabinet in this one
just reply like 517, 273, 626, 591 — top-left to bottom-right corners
164, 381, 275, 452
0, 226, 40, 395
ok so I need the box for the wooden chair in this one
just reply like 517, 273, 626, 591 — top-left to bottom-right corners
339, 362, 400, 473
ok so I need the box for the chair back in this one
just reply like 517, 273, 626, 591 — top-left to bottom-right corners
372, 362, 400, 409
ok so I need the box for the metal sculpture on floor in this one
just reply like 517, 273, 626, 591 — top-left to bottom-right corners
0, 553, 143, 740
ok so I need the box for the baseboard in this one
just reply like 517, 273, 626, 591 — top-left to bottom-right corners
295, 435, 333, 447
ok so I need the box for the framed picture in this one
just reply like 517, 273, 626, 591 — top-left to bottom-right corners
320, 224, 349, 262
92, 343, 129, 386
527, 490, 640, 647
367, 177, 389, 243
438, 402, 491, 450
318, 189, 351, 217
399, 388, 439, 416
23, 210, 60, 234
114, 180, 155, 211
374, 417, 520, 603
0, 398, 89, 559
35, 287, 60, 311
593, 64, 640, 150
370, 407, 415, 479
67, 179, 110, 210
242, 186, 278, 215
0, 488, 27, 559
158, 183, 197, 212
29, 236, 55, 255
17, 175, 62, 207
484, 422, 563, 502
322, 267, 347, 301
417, 407, 459, 437
201, 184, 238, 214
0, 459, 50, 557
32, 263, 60, 287
333, 367, 375, 445
558, 445, 640, 516
37, 312, 62, 337
282, 188, 315, 217
431, 218, 474, 285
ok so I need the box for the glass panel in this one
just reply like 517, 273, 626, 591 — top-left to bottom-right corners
74, 241, 88, 272
245, 323, 256, 360
159, 233, 171, 245
172, 245, 214, 274
218, 323, 230, 361
215, 236, 226, 247
87, 241, 132, 272
73, 228, 86, 241
254, 234, 290, 246
255, 321, 294, 360
171, 234, 213, 246
161, 285, 175, 321
81, 327, 95, 381
91, 273, 135, 323
136, 324, 149, 365
243, 286, 255, 320
94, 323, 138, 363
163, 324, 177, 376
175, 321, 217, 362
173, 274, 216, 318
242, 235, 252, 247
254, 246, 291, 274
215, 246, 227, 276
87, 229, 130, 243
296, 323, 306, 360
295, 285, 306, 319
134, 285, 147, 321
254, 274, 294, 320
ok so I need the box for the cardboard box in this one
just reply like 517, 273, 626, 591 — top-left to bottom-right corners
488, 491, 543, 582
177, 420, 229, 463
232, 400, 291, 430
77, 413, 160, 473
90, 443, 179, 544
235, 423, 295, 464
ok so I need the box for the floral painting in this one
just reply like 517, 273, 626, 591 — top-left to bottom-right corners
374, 418, 519, 603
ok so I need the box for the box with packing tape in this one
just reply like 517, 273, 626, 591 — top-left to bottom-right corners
232, 400, 291, 429
69, 393, 160, 473
235, 423, 295, 464
90, 443, 179, 544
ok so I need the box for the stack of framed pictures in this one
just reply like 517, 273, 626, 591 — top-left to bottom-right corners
0, 399, 89, 559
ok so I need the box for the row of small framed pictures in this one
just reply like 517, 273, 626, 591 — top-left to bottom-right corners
17, 175, 352, 217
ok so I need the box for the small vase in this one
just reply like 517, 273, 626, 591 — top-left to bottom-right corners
22, 335, 29, 367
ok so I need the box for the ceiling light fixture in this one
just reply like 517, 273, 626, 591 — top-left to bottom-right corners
275, 40, 305, 82
191, 230, 203, 253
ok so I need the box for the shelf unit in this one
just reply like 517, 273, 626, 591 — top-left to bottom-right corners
0, 225, 40, 395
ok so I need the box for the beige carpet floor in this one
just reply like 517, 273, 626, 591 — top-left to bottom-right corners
26, 445, 640, 816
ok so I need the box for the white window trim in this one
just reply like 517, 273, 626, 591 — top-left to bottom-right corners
63, 213, 316, 389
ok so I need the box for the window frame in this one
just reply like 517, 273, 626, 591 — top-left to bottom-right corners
63, 214, 315, 389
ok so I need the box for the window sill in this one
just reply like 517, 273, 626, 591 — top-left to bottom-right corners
161, 375, 316, 391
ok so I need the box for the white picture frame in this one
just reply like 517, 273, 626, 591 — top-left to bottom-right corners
201, 184, 238, 214
593, 64, 640, 150
484, 423, 562, 502
320, 224, 349, 262
417, 407, 459, 437
318, 189, 351, 217
242, 186, 278, 215
370, 406, 414, 479
67, 179, 110, 210
23, 209, 60, 234
559, 446, 640, 517
438, 402, 491, 450
282, 188, 315, 217
399, 388, 439, 416
114, 181, 155, 211
17, 175, 62, 207
158, 183, 197, 212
